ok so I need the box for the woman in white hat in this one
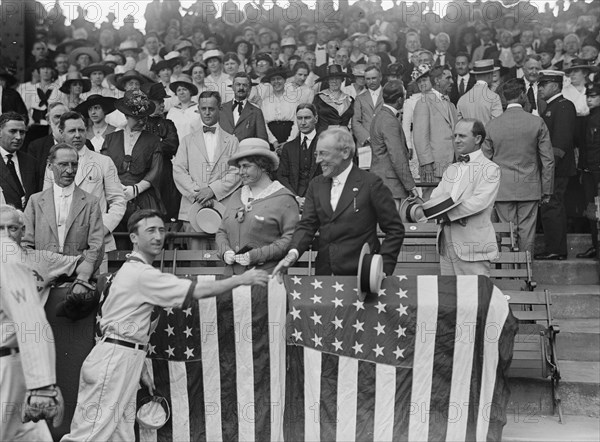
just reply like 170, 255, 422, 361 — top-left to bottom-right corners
216, 138, 299, 273
166, 76, 199, 139
203, 50, 234, 102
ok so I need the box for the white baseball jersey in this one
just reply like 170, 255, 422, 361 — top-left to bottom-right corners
1, 238, 56, 389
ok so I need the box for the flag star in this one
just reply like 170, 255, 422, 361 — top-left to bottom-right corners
395, 324, 407, 338
393, 346, 405, 359
352, 341, 364, 354
164, 324, 175, 336
375, 301, 387, 313
184, 326, 193, 338
164, 307, 174, 315
310, 311, 322, 325
332, 338, 343, 351
352, 319, 365, 333
165, 346, 175, 357
184, 347, 194, 359
332, 297, 344, 307
147, 344, 156, 355
183, 307, 193, 317
396, 304, 408, 317
290, 290, 301, 300
373, 344, 385, 357
397, 275, 407, 281
291, 276, 302, 285
332, 282, 344, 292
311, 333, 323, 347
292, 329, 303, 341
378, 288, 387, 297
310, 294, 322, 304
331, 316, 343, 329
310, 279, 323, 289
374, 322, 386, 335
396, 288, 408, 299
290, 307, 301, 320
352, 299, 365, 311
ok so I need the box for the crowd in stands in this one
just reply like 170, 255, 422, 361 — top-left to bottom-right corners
0, 0, 599, 266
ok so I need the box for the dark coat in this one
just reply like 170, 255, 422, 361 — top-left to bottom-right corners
277, 134, 322, 197
449, 74, 476, 106
541, 95, 577, 177
580, 107, 600, 171
313, 93, 354, 134
288, 165, 405, 276
0, 150, 39, 210
219, 99, 268, 142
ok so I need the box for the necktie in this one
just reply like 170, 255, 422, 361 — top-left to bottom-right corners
150, 57, 157, 71
301, 136, 308, 150
527, 85, 537, 111
232, 100, 243, 115
457, 154, 470, 163
459, 78, 465, 95
57, 190, 70, 229
203, 125, 216, 134
5, 154, 25, 197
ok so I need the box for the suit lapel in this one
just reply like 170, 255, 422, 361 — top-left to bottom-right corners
0, 160, 20, 195
235, 102, 252, 128
39, 188, 59, 240
75, 151, 91, 186
331, 166, 362, 221
318, 177, 333, 218
210, 128, 229, 169
308, 138, 319, 178
428, 93, 453, 126
65, 187, 86, 235
222, 102, 235, 130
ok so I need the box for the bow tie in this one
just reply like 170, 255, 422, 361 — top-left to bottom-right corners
233, 100, 243, 112
436, 51, 445, 56
203, 126, 216, 134
457, 154, 470, 163
316, 45, 326, 50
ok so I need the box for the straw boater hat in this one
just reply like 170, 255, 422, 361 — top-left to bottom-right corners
260, 66, 291, 83
280, 37, 297, 48
399, 196, 427, 223
136, 395, 170, 430
81, 63, 114, 77
59, 72, 92, 94
74, 94, 117, 116
421, 193, 462, 220
169, 76, 198, 96
202, 49, 224, 63
115, 70, 152, 91
356, 243, 385, 302
315, 64, 353, 83
118, 40, 143, 53
68, 47, 100, 66
228, 138, 279, 169
563, 58, 600, 73
188, 200, 226, 234
470, 59, 500, 75
114, 90, 156, 117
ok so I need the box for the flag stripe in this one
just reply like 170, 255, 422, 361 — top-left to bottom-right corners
429, 277, 458, 440
465, 276, 493, 441
392, 366, 412, 442
284, 346, 305, 441
408, 275, 439, 441
138, 361, 158, 442
319, 352, 339, 442
268, 280, 287, 442
251, 285, 271, 442
476, 285, 510, 441
356, 360, 376, 441
169, 361, 190, 441
446, 276, 479, 442
151, 359, 174, 442
185, 361, 205, 442
232, 285, 255, 441
304, 347, 322, 442
198, 281, 223, 441
335, 354, 358, 442
374, 363, 396, 442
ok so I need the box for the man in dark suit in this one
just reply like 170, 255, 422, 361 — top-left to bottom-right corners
369, 80, 418, 209
432, 33, 455, 70
277, 103, 322, 209
536, 71, 577, 260
449, 52, 476, 105
220, 73, 268, 141
0, 112, 39, 210
273, 127, 405, 277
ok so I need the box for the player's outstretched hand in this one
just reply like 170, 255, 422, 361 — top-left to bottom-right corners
239, 268, 269, 287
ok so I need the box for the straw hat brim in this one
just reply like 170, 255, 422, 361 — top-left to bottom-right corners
68, 47, 100, 66
228, 148, 279, 169
356, 243, 385, 301
188, 201, 226, 234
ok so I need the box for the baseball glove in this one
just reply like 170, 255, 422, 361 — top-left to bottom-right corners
22, 385, 64, 427
55, 279, 99, 320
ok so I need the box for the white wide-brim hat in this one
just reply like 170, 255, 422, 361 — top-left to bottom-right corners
357, 243, 385, 302
228, 138, 279, 169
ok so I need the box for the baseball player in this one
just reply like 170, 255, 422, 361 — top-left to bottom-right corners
61, 209, 269, 441
1, 235, 65, 442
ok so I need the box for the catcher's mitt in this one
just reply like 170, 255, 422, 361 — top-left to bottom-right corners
55, 279, 99, 320
22, 385, 64, 427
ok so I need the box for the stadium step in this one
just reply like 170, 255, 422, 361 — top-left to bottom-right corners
532, 259, 599, 285
555, 319, 600, 362
503, 413, 600, 441
539, 284, 600, 319
535, 233, 593, 256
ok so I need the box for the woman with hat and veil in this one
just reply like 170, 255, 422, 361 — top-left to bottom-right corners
101, 90, 165, 248
74, 94, 117, 151
49, 72, 91, 110
216, 138, 299, 274
312, 64, 355, 133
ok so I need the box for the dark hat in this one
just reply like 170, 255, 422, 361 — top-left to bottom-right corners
151, 58, 178, 74
585, 81, 600, 96
387, 63, 404, 77
141, 82, 169, 101
254, 52, 273, 65
34, 59, 55, 71
261, 66, 291, 83
74, 94, 117, 116
59, 72, 92, 94
169, 78, 199, 96
299, 26, 317, 41
115, 70, 152, 91
68, 47, 100, 66
563, 59, 599, 74
81, 63, 114, 77
0, 67, 18, 87
233, 39, 253, 57
581, 38, 600, 52
537, 42, 555, 55
315, 64, 353, 83
114, 90, 156, 117
184, 62, 207, 76
55, 38, 93, 55
538, 70, 565, 84
382, 79, 405, 102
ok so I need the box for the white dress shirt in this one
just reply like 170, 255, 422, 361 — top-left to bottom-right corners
301, 129, 316, 148
53, 182, 75, 251
457, 74, 470, 93
1, 147, 24, 185
449, 149, 484, 201
202, 123, 219, 163
231, 99, 246, 125
370, 86, 382, 107
330, 161, 353, 211
315, 44, 327, 66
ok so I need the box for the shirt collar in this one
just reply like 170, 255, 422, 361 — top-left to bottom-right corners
301, 129, 316, 144
332, 161, 353, 186
370, 86, 382, 95
53, 182, 75, 196
0, 146, 15, 160
458, 73, 470, 80
458, 148, 484, 164
383, 104, 399, 116
507, 103, 523, 109
546, 93, 561, 104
